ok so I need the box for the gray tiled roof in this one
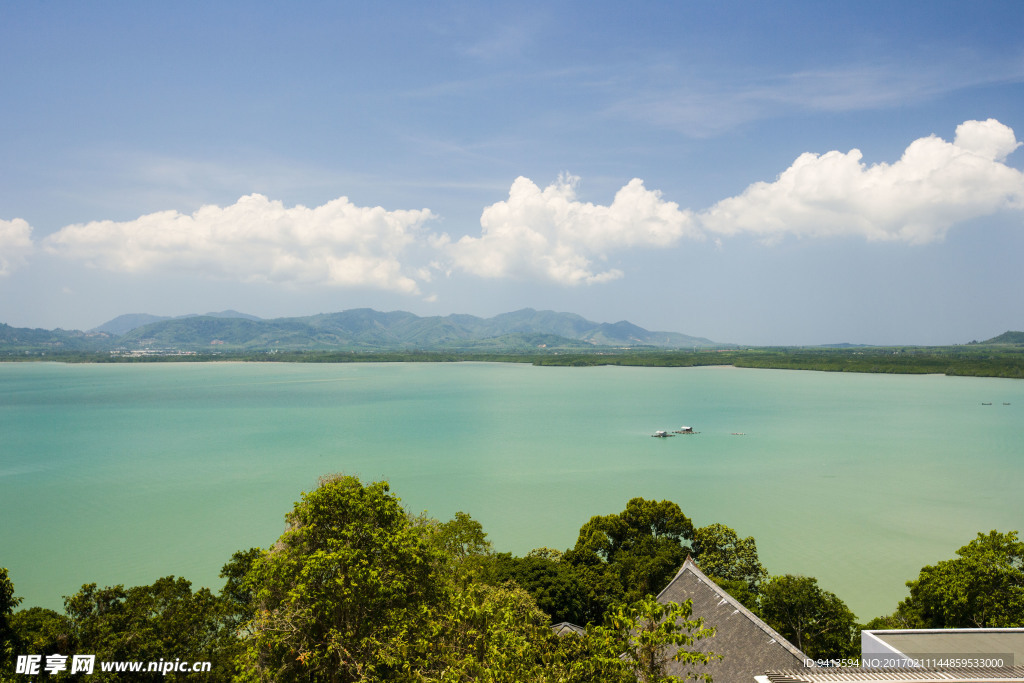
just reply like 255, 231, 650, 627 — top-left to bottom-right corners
551, 621, 586, 637
656, 556, 810, 683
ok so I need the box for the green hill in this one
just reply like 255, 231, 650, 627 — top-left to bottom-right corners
983, 331, 1024, 344
0, 323, 113, 352
4, 308, 721, 354
118, 308, 719, 351
91, 310, 262, 336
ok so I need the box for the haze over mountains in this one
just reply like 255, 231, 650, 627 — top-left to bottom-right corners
92, 310, 262, 336
0, 308, 720, 353
3, 309, 1021, 354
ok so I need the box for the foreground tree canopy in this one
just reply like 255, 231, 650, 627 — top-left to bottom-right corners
5, 575, 230, 682
566, 497, 694, 605
757, 575, 858, 660
868, 530, 1024, 630
242, 475, 442, 680
238, 475, 720, 682
6, 474, 1018, 681
1, 568, 21, 676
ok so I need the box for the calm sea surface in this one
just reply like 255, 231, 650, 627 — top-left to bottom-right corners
2, 362, 1021, 620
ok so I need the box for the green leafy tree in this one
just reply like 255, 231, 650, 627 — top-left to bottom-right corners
566, 498, 694, 609
758, 575, 857, 661
526, 547, 564, 562
77, 577, 225, 681
240, 474, 443, 682
238, 476, 726, 681
899, 530, 1024, 628
860, 608, 922, 631
219, 548, 264, 634
431, 511, 492, 563
8, 606, 72, 659
211, 547, 266, 679
422, 510, 494, 583
688, 523, 768, 613
55, 576, 229, 681
488, 553, 600, 626
568, 563, 625, 627
1, 568, 22, 676
241, 476, 619, 681
691, 523, 767, 591
579, 596, 718, 683
408, 581, 562, 682
581, 498, 693, 562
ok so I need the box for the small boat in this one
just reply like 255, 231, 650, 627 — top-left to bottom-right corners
1004, 402, 1011, 406
651, 430, 673, 438
982, 402, 992, 406
672, 426, 696, 434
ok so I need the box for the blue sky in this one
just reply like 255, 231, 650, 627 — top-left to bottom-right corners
1, 1, 1022, 345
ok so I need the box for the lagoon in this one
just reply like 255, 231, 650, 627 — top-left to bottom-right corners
1, 361, 1021, 621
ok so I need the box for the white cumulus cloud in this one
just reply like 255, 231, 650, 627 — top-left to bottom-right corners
698, 119, 1024, 244
0, 218, 34, 276
42, 194, 437, 293
447, 174, 698, 285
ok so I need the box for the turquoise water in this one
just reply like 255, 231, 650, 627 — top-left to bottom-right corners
1, 362, 1021, 621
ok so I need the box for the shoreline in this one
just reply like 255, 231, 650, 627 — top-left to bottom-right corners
2, 346, 1022, 380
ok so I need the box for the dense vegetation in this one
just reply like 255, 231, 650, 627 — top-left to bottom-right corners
1, 478, 722, 682
6, 345, 1024, 380
3, 309, 1023, 379
0, 309, 715, 355
4, 476, 1021, 681
864, 530, 1024, 630
4, 305, 1023, 379
530, 345, 1024, 378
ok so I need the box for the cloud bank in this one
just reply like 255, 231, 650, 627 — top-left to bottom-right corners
444, 119, 1024, 284
12, 119, 1024, 293
698, 119, 1024, 244
43, 194, 436, 293
446, 174, 698, 285
0, 218, 33, 276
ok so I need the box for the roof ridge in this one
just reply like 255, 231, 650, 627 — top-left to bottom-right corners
658, 556, 810, 663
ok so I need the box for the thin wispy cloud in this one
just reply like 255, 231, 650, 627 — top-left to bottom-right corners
609, 59, 1024, 137
52, 149, 378, 224
763, 56, 1024, 110
460, 23, 535, 61
393, 63, 594, 103
442, 8, 552, 63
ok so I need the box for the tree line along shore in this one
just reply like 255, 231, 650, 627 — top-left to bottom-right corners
3, 345, 1024, 379
2, 475, 1022, 681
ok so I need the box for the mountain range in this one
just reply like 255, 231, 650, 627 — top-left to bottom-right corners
4, 310, 1021, 354
0, 308, 720, 353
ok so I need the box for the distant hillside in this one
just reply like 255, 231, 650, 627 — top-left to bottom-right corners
982, 331, 1024, 344
0, 323, 112, 352
1, 308, 720, 354
91, 310, 261, 335
91, 314, 171, 336
114, 308, 718, 352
